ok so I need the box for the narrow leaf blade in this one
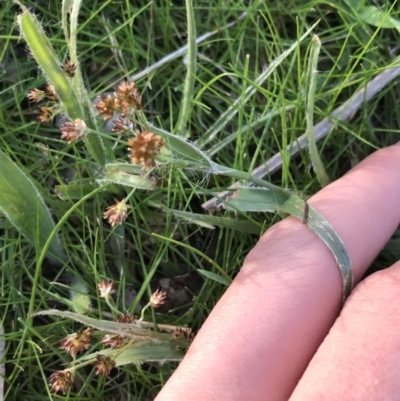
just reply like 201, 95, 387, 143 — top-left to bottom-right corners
197, 270, 230, 286
0, 150, 64, 261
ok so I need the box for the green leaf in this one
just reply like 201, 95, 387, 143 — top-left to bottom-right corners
69, 275, 90, 314
0, 150, 64, 262
305, 35, 330, 187
97, 163, 156, 189
109, 224, 125, 275
75, 343, 184, 365
55, 184, 98, 200
175, 0, 197, 135
61, 0, 74, 42
112, 344, 184, 365
197, 270, 230, 286
222, 187, 289, 212
170, 209, 263, 235
32, 310, 150, 337
342, 0, 365, 10
357, 6, 400, 33
280, 196, 353, 302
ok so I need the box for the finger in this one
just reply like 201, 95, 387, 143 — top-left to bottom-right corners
155, 144, 400, 401
290, 260, 400, 401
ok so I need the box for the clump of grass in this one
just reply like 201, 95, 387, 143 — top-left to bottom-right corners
1, 0, 400, 399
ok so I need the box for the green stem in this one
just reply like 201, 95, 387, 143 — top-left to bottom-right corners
139, 303, 151, 321
305, 35, 330, 187
175, 0, 197, 135
106, 297, 122, 317
213, 163, 290, 196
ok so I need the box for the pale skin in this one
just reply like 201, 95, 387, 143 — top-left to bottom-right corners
155, 143, 400, 401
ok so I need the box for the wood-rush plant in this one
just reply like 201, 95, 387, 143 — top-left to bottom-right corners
4, 0, 352, 396
34, 281, 194, 395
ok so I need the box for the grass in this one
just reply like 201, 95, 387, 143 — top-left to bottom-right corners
1, 0, 400, 399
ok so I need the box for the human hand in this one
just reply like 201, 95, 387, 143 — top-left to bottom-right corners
156, 143, 400, 401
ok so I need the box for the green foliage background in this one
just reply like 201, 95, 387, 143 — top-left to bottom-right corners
1, 0, 400, 399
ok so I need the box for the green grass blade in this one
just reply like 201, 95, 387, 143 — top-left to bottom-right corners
221, 187, 290, 212
357, 5, 400, 33
0, 150, 65, 262
97, 163, 155, 190
169, 209, 263, 235
281, 196, 353, 302
175, 0, 197, 136
55, 184, 99, 200
197, 270, 230, 287
305, 35, 330, 187
61, 0, 74, 43
198, 20, 320, 148
75, 344, 184, 366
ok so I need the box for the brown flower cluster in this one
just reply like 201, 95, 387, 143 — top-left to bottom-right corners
98, 279, 116, 298
28, 80, 58, 124
103, 199, 131, 227
128, 131, 165, 169
95, 94, 119, 121
61, 60, 77, 78
37, 106, 54, 125
172, 327, 195, 351
100, 334, 126, 349
112, 116, 134, 134
44, 84, 58, 102
149, 288, 167, 308
95, 80, 142, 120
49, 369, 74, 395
60, 328, 93, 357
48, 280, 185, 394
116, 313, 135, 323
28, 85, 57, 104
115, 81, 142, 114
60, 119, 88, 144
27, 88, 45, 103
93, 355, 116, 376
173, 327, 195, 342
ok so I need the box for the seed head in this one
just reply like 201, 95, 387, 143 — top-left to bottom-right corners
60, 119, 87, 144
49, 369, 74, 395
61, 60, 77, 78
149, 288, 167, 308
95, 94, 119, 120
27, 88, 45, 103
44, 84, 58, 102
115, 81, 142, 114
173, 327, 195, 342
128, 131, 165, 169
60, 328, 93, 357
37, 106, 54, 125
103, 198, 131, 227
92, 354, 116, 376
98, 279, 116, 299
116, 313, 135, 323
112, 116, 134, 134
101, 334, 125, 349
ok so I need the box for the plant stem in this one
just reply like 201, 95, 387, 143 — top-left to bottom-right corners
175, 0, 197, 135
305, 35, 330, 187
